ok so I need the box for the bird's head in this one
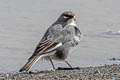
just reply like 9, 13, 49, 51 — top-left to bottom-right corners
57, 11, 76, 26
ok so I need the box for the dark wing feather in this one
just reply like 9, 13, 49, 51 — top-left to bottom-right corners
35, 39, 53, 53
29, 39, 62, 60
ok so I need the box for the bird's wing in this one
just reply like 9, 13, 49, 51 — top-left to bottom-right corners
29, 39, 62, 59
20, 38, 62, 72
28, 26, 63, 60
35, 39, 62, 53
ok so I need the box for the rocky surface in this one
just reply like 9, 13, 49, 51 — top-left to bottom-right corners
1, 64, 120, 80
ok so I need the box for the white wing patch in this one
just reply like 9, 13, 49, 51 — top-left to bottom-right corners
46, 42, 62, 52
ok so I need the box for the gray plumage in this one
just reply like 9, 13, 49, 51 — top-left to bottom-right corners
19, 11, 81, 72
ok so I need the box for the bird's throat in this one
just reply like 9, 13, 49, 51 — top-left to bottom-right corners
67, 19, 77, 26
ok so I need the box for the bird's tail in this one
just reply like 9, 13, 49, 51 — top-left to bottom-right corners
19, 56, 40, 72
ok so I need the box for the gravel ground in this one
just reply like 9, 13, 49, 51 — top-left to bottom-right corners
0, 64, 120, 80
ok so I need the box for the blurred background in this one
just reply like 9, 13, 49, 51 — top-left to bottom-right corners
0, 0, 120, 72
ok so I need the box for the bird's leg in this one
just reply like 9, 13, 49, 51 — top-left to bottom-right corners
49, 57, 56, 70
64, 60, 72, 68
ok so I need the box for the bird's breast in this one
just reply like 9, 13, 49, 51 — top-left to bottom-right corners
74, 35, 81, 42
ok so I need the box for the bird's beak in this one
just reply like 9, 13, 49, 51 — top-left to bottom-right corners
73, 16, 76, 21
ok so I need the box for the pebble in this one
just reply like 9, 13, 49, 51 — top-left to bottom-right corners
0, 64, 120, 80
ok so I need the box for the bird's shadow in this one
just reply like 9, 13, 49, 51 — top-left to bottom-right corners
16, 67, 80, 75
28, 67, 80, 74
57, 67, 80, 70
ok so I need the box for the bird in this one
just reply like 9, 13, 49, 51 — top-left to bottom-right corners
19, 11, 82, 72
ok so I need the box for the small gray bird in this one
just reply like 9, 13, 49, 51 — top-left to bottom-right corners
19, 11, 81, 72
